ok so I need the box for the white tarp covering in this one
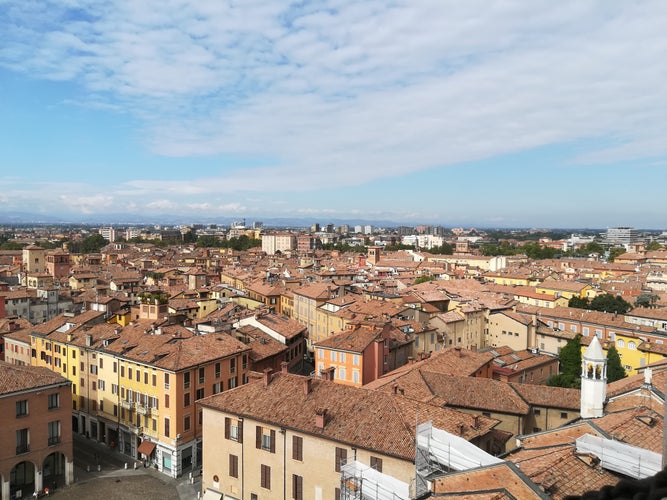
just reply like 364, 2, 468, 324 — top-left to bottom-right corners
575, 433, 661, 479
417, 421, 503, 471
341, 460, 410, 500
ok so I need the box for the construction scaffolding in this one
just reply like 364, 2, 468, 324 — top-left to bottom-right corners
340, 460, 411, 500
415, 421, 503, 498
576, 433, 662, 480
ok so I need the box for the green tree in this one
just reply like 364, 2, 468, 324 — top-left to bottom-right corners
414, 275, 435, 284
582, 241, 605, 256
608, 246, 626, 262
606, 345, 627, 383
183, 230, 198, 244
547, 334, 582, 388
73, 233, 108, 253
635, 293, 660, 308
568, 296, 590, 309
197, 235, 222, 248
646, 241, 663, 251
589, 294, 632, 314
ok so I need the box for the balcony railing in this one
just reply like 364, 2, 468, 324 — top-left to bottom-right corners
136, 404, 148, 415
121, 400, 133, 410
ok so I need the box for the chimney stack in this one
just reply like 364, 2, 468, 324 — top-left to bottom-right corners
281, 361, 289, 374
392, 382, 399, 394
263, 368, 273, 387
455, 346, 462, 357
303, 378, 312, 395
322, 366, 335, 381
315, 408, 327, 429
85, 334, 92, 347
408, 356, 414, 364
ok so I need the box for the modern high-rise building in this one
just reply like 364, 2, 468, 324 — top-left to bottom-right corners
604, 227, 642, 246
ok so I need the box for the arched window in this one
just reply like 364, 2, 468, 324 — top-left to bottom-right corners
617, 339, 625, 348
628, 341, 637, 350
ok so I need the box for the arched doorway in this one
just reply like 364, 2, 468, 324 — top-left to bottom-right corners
10, 460, 35, 498
43, 452, 66, 491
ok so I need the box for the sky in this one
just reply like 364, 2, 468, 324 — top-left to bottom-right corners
1, 1, 666, 229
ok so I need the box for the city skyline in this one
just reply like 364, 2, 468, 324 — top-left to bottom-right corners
1, 1, 666, 228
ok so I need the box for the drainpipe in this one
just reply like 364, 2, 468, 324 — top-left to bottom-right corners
281, 428, 286, 500
240, 417, 245, 500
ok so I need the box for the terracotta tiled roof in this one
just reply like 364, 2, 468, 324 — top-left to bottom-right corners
0, 360, 70, 395
199, 371, 498, 461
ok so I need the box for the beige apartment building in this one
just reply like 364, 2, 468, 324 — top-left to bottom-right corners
199, 366, 500, 500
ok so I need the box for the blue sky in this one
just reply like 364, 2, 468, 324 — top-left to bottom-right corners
1, 1, 666, 228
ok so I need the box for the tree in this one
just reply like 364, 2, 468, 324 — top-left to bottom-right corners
182, 230, 198, 244
589, 294, 632, 314
568, 296, 590, 309
548, 334, 582, 389
635, 293, 660, 308
414, 275, 435, 284
606, 345, 627, 383
608, 246, 626, 262
646, 241, 663, 251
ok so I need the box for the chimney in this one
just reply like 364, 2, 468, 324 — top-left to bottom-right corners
315, 408, 327, 429
67, 333, 72, 342
85, 334, 92, 347
473, 415, 479, 429
303, 378, 312, 395
457, 423, 464, 435
408, 356, 414, 364
392, 382, 399, 394
263, 368, 273, 387
322, 366, 336, 381
455, 346, 462, 357
281, 361, 289, 374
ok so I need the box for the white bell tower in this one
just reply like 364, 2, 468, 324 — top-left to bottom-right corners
580, 335, 607, 418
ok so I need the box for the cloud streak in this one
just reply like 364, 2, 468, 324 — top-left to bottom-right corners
0, 1, 666, 223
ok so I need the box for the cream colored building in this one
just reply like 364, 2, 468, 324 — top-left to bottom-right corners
199, 367, 500, 500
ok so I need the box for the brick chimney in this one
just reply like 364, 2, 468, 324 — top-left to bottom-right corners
303, 378, 312, 395
322, 366, 335, 381
454, 346, 462, 357
392, 382, 399, 394
281, 361, 289, 374
315, 408, 327, 429
263, 368, 273, 387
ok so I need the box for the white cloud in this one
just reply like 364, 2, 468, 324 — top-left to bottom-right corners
59, 194, 114, 214
1, 0, 666, 221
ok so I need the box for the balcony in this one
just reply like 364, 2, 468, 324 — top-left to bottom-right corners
149, 406, 159, 417
121, 400, 133, 410
136, 404, 148, 415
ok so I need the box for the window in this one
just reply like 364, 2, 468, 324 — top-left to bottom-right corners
340, 352, 346, 363
617, 339, 625, 348
318, 349, 323, 359
16, 400, 28, 417
292, 474, 303, 500
292, 435, 303, 461
331, 351, 337, 362
370, 456, 383, 473
184, 393, 191, 407
629, 341, 637, 350
228, 376, 237, 390
215, 362, 221, 378
560, 412, 568, 419
136, 369, 140, 382
335, 447, 347, 472
353, 355, 359, 366
99, 357, 103, 369
184, 372, 191, 389
112, 384, 118, 395
534, 409, 541, 416
256, 426, 275, 453
199, 366, 205, 383
230, 358, 236, 375
48, 393, 60, 409
212, 382, 222, 394
229, 454, 239, 478
242, 354, 248, 370
128, 367, 133, 380
165, 394, 170, 408
595, 329, 603, 338
16, 428, 29, 454
120, 365, 124, 377
225, 418, 243, 442
164, 373, 170, 389
164, 417, 170, 437
48, 420, 61, 445
184, 415, 191, 432
113, 361, 117, 373
261, 464, 271, 489
353, 371, 360, 384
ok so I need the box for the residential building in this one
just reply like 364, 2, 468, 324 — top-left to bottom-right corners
0, 361, 73, 499
198, 367, 500, 500
261, 232, 297, 256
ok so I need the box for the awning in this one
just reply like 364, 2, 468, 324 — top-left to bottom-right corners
203, 489, 222, 500
137, 440, 157, 456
